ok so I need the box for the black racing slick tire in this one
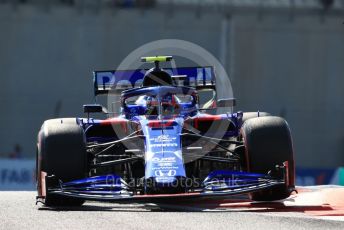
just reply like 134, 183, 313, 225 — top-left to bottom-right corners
242, 112, 271, 123
241, 116, 295, 201
37, 118, 87, 206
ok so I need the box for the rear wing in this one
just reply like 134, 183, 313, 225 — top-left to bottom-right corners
93, 66, 216, 96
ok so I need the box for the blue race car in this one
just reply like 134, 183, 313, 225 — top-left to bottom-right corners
36, 56, 295, 206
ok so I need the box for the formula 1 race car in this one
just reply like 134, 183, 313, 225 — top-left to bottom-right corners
36, 56, 295, 206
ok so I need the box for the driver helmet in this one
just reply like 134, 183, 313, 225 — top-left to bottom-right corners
146, 94, 179, 116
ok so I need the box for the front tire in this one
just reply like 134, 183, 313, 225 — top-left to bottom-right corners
241, 116, 295, 201
37, 118, 87, 206
242, 112, 271, 123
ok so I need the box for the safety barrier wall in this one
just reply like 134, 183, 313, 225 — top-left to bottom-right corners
296, 167, 344, 186
0, 160, 35, 190
1, 5, 344, 169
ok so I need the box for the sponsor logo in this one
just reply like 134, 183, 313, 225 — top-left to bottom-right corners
157, 135, 172, 142
0, 168, 32, 184
151, 157, 176, 163
150, 134, 176, 143
150, 143, 178, 148
157, 162, 173, 167
154, 170, 177, 177
0, 160, 35, 190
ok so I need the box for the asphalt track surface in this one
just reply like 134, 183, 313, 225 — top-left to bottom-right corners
1, 191, 344, 230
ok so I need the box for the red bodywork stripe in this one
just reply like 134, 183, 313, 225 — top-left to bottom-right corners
147, 120, 176, 128
100, 118, 133, 133
193, 115, 223, 129
100, 118, 129, 125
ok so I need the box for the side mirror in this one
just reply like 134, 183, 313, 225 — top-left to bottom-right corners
83, 104, 103, 113
217, 98, 236, 107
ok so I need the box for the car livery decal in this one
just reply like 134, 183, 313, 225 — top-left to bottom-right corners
139, 117, 186, 184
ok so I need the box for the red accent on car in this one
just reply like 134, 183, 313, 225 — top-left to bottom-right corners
100, 118, 131, 133
192, 115, 222, 129
147, 120, 176, 128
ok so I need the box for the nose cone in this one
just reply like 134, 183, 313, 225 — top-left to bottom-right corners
138, 117, 186, 194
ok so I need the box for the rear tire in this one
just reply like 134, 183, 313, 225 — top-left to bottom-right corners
241, 116, 295, 201
37, 118, 87, 206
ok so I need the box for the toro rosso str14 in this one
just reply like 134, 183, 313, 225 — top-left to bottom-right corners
36, 56, 295, 206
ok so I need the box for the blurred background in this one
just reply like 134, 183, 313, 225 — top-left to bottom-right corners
0, 0, 344, 189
